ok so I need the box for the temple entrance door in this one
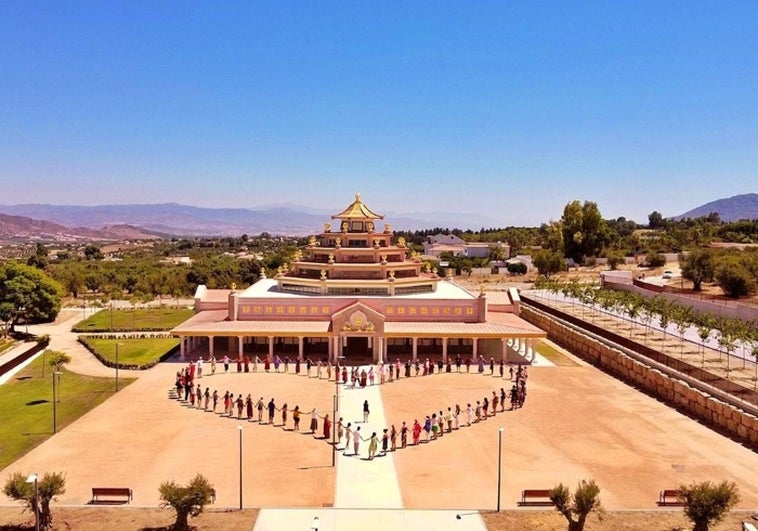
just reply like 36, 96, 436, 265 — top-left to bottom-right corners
345, 336, 372, 364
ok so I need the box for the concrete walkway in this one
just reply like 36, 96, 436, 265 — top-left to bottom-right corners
253, 366, 488, 531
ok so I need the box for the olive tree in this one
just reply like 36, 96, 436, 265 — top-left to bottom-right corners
3, 471, 66, 529
159, 473, 215, 531
678, 480, 739, 531
549, 479, 603, 531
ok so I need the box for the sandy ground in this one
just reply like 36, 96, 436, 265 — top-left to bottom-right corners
0, 364, 337, 508
0, 506, 258, 531
2, 507, 757, 531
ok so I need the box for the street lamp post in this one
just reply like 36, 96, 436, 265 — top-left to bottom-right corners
52, 372, 62, 433
497, 427, 504, 512
26, 474, 39, 531
115, 342, 124, 391
238, 425, 243, 510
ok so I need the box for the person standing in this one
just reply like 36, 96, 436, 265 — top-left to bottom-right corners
400, 422, 408, 448
309, 407, 318, 434
445, 408, 453, 432
381, 428, 389, 454
344, 422, 353, 451
223, 355, 230, 374
245, 394, 253, 420
499, 359, 504, 378
323, 413, 331, 440
454, 404, 460, 429
337, 417, 344, 443
363, 400, 370, 423
210, 355, 216, 375
466, 403, 473, 425
281, 403, 288, 427
368, 432, 378, 460
212, 389, 219, 412
256, 397, 264, 421
412, 419, 422, 445
390, 425, 397, 451
492, 391, 498, 416
489, 357, 495, 375
353, 426, 361, 456
455, 354, 462, 372
236, 394, 244, 419
197, 358, 204, 378
293, 406, 301, 431
267, 398, 276, 424
500, 388, 507, 412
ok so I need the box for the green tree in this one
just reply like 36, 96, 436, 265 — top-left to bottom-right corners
549, 479, 603, 531
159, 473, 215, 531
714, 260, 756, 298
3, 471, 66, 529
561, 200, 609, 263
533, 250, 565, 278
648, 211, 666, 229
678, 480, 739, 531
680, 249, 716, 291
0, 261, 63, 336
83, 244, 104, 260
48, 351, 72, 372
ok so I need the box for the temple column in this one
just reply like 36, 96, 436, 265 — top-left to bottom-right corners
412, 337, 418, 363
501, 338, 507, 362
376, 337, 384, 363
238, 336, 244, 359
442, 337, 448, 363
208, 336, 214, 358
180, 336, 186, 358
472, 337, 478, 359
268, 336, 274, 360
298, 337, 304, 362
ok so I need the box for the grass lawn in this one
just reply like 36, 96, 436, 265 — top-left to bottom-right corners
73, 308, 194, 332
0, 356, 133, 471
79, 337, 180, 368
536, 340, 579, 366
0, 337, 17, 355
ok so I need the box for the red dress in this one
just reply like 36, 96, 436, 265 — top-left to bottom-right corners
323, 417, 332, 439
264, 358, 271, 371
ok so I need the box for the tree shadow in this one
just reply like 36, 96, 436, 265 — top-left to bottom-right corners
25, 399, 48, 406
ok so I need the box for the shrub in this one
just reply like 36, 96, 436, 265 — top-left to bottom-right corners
159, 473, 215, 531
549, 479, 603, 531
643, 252, 666, 268
506, 261, 528, 275
678, 480, 739, 531
714, 261, 756, 298
3, 471, 66, 529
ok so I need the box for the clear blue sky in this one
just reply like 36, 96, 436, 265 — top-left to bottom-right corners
1, 1, 756, 226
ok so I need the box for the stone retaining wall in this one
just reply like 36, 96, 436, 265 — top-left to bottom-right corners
522, 305, 758, 450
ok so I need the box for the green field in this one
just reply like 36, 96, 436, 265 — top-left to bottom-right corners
0, 356, 133, 470
73, 307, 194, 332
0, 338, 17, 355
79, 337, 180, 368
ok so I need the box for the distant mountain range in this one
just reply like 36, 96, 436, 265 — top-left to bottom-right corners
0, 213, 160, 243
0, 202, 500, 238
676, 193, 758, 222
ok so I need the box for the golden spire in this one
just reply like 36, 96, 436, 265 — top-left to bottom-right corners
331, 193, 385, 220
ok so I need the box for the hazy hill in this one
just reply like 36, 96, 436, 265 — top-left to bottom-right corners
676, 193, 758, 221
0, 203, 500, 237
0, 213, 160, 243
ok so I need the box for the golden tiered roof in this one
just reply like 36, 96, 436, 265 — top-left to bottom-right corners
330, 193, 384, 220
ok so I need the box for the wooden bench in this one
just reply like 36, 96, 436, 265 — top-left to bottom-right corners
91, 487, 133, 504
518, 489, 555, 507
657, 489, 684, 507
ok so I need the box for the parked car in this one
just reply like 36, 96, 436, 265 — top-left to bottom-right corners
662, 270, 673, 279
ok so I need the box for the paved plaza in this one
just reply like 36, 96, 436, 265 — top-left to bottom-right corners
3, 312, 758, 530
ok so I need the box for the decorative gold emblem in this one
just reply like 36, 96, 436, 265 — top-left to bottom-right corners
324, 223, 331, 233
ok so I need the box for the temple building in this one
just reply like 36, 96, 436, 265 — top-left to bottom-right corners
171, 194, 546, 364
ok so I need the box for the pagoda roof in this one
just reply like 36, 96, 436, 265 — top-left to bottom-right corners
331, 193, 384, 220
